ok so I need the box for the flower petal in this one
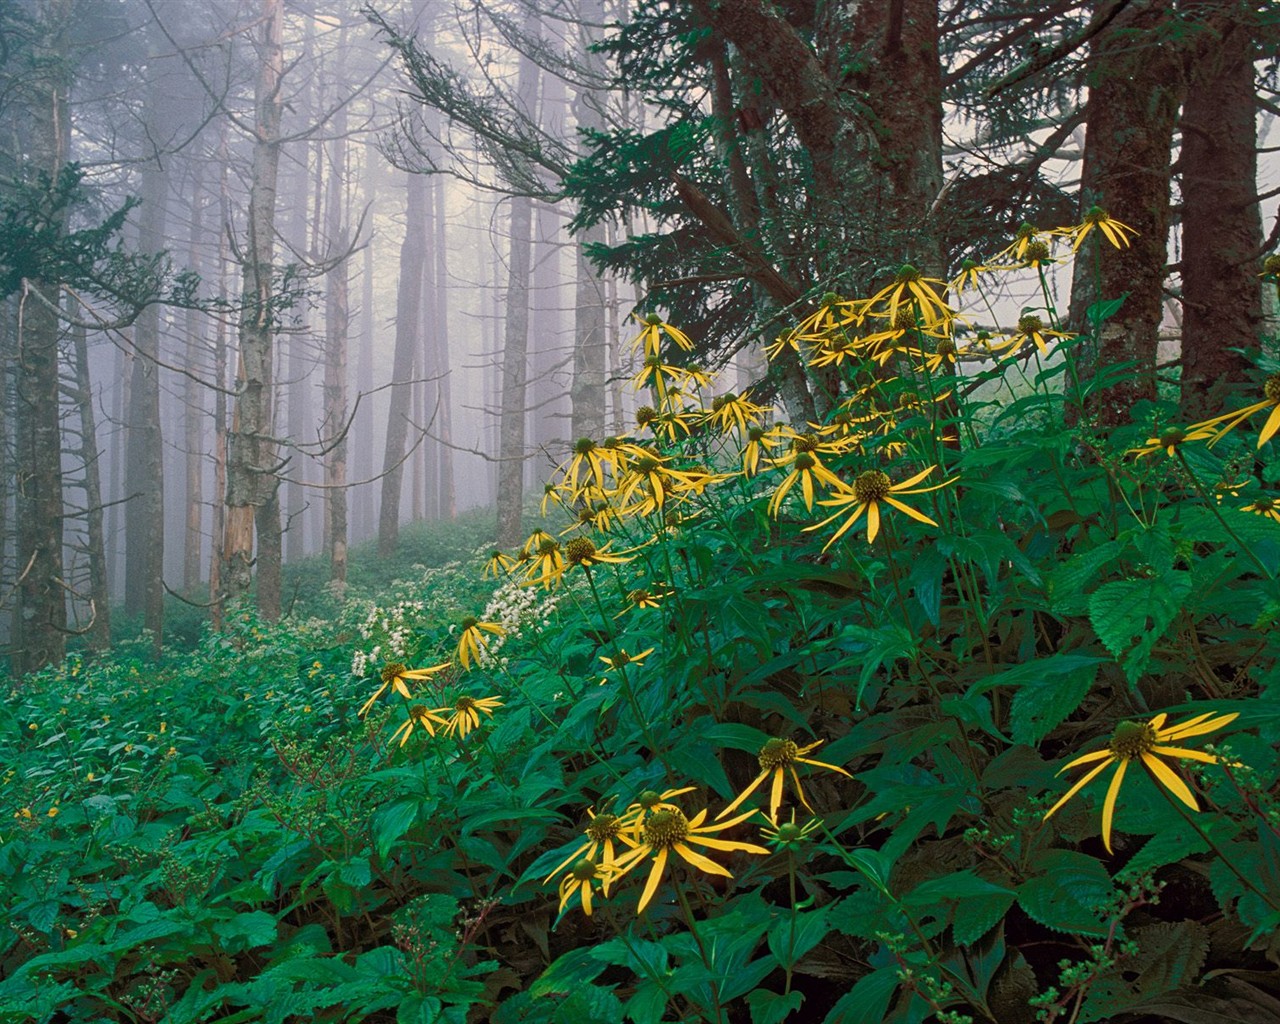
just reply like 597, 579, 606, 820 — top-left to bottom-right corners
1101, 758, 1129, 854
673, 842, 733, 878
1043, 757, 1114, 821
1141, 753, 1199, 811
1159, 712, 1238, 740
636, 847, 668, 914
1149, 745, 1216, 764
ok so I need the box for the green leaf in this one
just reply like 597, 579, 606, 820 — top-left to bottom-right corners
213, 910, 278, 953
1089, 572, 1192, 684
1018, 850, 1112, 936
951, 892, 1016, 946
767, 906, 828, 969
966, 654, 1106, 698
747, 989, 803, 1024
823, 967, 899, 1024
373, 799, 421, 861
1009, 660, 1098, 745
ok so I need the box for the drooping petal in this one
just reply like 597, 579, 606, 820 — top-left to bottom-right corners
687, 834, 770, 855
1100, 759, 1129, 853
1043, 757, 1114, 821
1149, 745, 1217, 764
892, 465, 937, 491
769, 768, 786, 823
1159, 712, 1238, 741
1258, 403, 1280, 448
1141, 753, 1199, 811
866, 501, 882, 544
1057, 749, 1113, 774
673, 842, 733, 877
715, 770, 769, 821
882, 495, 939, 527
636, 847, 669, 914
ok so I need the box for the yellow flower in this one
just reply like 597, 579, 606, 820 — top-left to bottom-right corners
790, 292, 865, 343
619, 785, 696, 836
948, 258, 993, 295
629, 312, 694, 358
1043, 711, 1238, 853
556, 437, 614, 496
807, 465, 954, 547
565, 537, 634, 571
767, 431, 847, 516
741, 425, 784, 478
1057, 206, 1137, 251
1241, 497, 1280, 523
761, 811, 823, 852
1189, 373, 1280, 449
556, 858, 616, 916
436, 695, 503, 738
611, 804, 769, 914
1127, 423, 1219, 458
388, 705, 451, 747
360, 661, 452, 717
703, 390, 769, 435
866, 264, 954, 329
483, 550, 517, 579
598, 646, 655, 684
619, 586, 670, 616
545, 809, 638, 886
1005, 313, 1072, 356
524, 536, 566, 590
47, 806, 59, 818
717, 738, 851, 823
993, 221, 1049, 263
458, 617, 505, 670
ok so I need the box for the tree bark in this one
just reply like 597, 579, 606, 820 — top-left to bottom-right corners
432, 171, 456, 519
11, 0, 72, 676
1069, 0, 1181, 427
498, 191, 535, 549
183, 165, 206, 592
71, 323, 110, 651
1177, 0, 1264, 420
224, 0, 285, 621
377, 170, 429, 555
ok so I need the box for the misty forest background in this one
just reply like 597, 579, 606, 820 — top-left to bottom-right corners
4, 1, 1280, 1023
1, 0, 1277, 666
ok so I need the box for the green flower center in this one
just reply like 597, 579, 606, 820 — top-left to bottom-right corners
1016, 222, 1037, 239
1265, 374, 1280, 402
759, 738, 799, 770
381, 662, 406, 684
1109, 720, 1157, 760
936, 339, 957, 357
792, 432, 820, 453
538, 538, 560, 557
794, 452, 816, 471
460, 616, 479, 630
636, 406, 657, 426
637, 789, 661, 809
643, 355, 662, 369
1018, 314, 1044, 334
961, 259, 978, 271
1159, 428, 1186, 448
748, 426, 766, 442
570, 858, 598, 881
603, 436, 621, 450
820, 291, 842, 307
645, 313, 662, 325
774, 822, 806, 843
636, 456, 660, 474
1025, 241, 1051, 262
566, 538, 596, 564
895, 263, 921, 282
643, 809, 690, 849
1255, 498, 1277, 513
853, 470, 892, 503
893, 308, 916, 331
586, 813, 621, 841
574, 437, 596, 455
1084, 205, 1108, 224
611, 649, 633, 667
897, 392, 920, 409
455, 696, 477, 713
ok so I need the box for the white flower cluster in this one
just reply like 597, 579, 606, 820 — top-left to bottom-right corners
349, 598, 426, 677
473, 578, 559, 668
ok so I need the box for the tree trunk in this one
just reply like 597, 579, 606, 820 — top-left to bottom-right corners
1177, 0, 1263, 421
1069, 0, 1181, 427
377, 171, 429, 555
433, 172, 456, 519
71, 323, 110, 651
323, 30, 350, 587
498, 190, 535, 548
224, 0, 284, 621
11, 0, 72, 676
183, 165, 206, 592
209, 126, 231, 630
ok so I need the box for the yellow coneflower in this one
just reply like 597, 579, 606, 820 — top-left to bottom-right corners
629, 312, 694, 358
360, 661, 452, 717
388, 705, 451, 747
717, 738, 850, 823
545, 809, 638, 887
806, 465, 955, 547
457, 617, 505, 671
1056, 206, 1137, 251
1043, 711, 1238, 853
435, 695, 503, 738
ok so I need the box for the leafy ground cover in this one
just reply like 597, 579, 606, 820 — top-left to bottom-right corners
3, 229, 1280, 1023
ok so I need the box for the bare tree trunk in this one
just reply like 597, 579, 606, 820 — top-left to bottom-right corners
224, 0, 284, 621
498, 191, 535, 549
71, 324, 110, 650
1069, 0, 1181, 427
377, 171, 429, 555
209, 127, 231, 629
12, 0, 72, 676
355, 139, 378, 542
323, 29, 350, 587
1177, 0, 1263, 420
183, 166, 206, 591
433, 172, 456, 519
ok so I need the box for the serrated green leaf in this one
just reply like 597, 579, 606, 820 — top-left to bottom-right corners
952, 892, 1016, 946
1089, 572, 1192, 683
1018, 850, 1112, 936
1009, 660, 1098, 745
